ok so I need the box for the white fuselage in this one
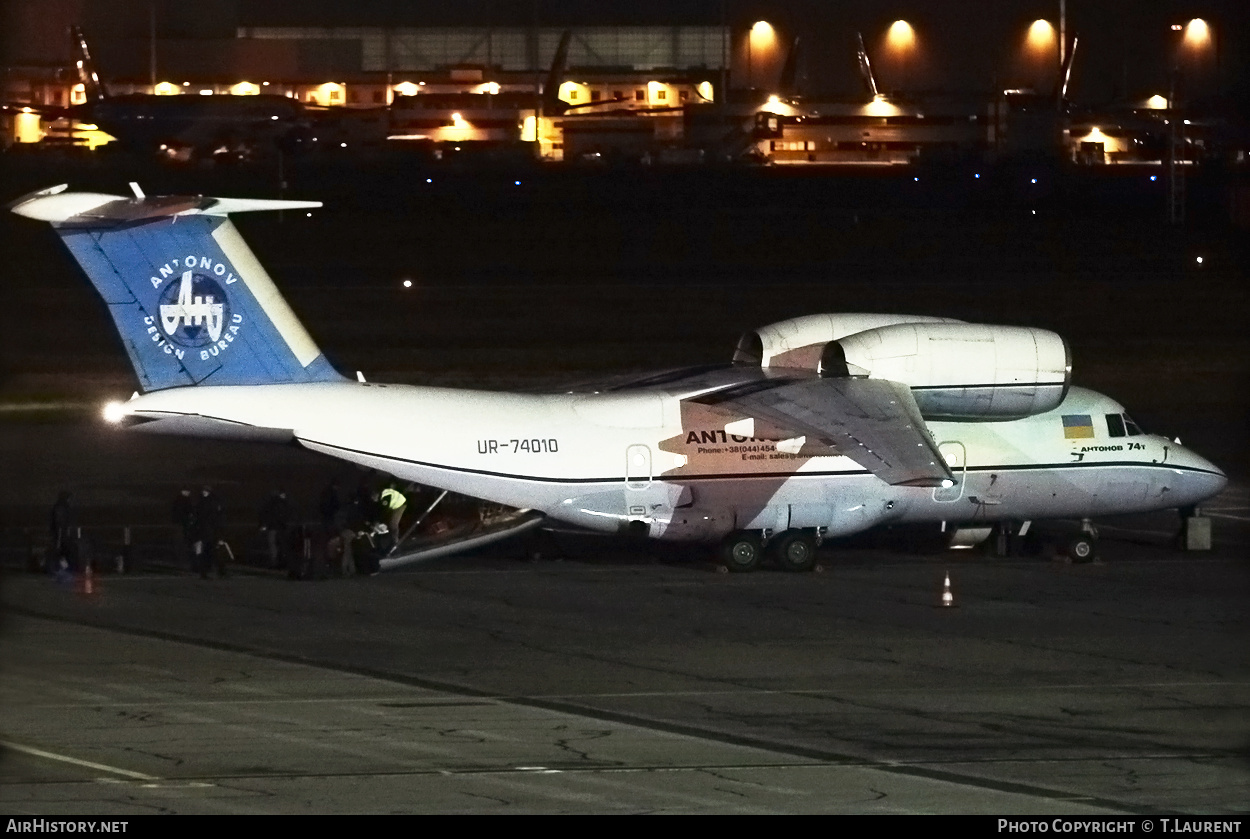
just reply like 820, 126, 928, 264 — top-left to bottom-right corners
119, 382, 1226, 541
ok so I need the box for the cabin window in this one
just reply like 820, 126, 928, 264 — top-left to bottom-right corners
373, 90, 384, 103
1106, 414, 1126, 437
591, 90, 601, 101
1124, 414, 1143, 436
613, 90, 623, 99
635, 90, 645, 101
329, 90, 341, 102
680, 90, 689, 101
657, 89, 666, 101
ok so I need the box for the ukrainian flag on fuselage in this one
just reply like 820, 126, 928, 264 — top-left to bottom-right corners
1062, 414, 1095, 439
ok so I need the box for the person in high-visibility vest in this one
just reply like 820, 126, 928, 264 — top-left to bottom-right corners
379, 485, 407, 535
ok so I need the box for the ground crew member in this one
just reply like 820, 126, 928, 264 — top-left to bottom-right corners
380, 485, 407, 536
171, 488, 196, 568
259, 489, 292, 570
48, 490, 75, 575
193, 486, 226, 578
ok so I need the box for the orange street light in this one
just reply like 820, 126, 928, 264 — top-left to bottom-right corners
1171, 18, 1214, 72
887, 20, 915, 51
1027, 20, 1056, 53
748, 21, 776, 89
1183, 18, 1210, 48
886, 21, 916, 91
1024, 19, 1058, 88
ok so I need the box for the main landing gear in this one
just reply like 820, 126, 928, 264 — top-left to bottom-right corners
984, 520, 1097, 563
772, 530, 818, 572
718, 529, 819, 573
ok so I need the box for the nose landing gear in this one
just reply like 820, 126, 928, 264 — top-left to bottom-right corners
1064, 519, 1099, 563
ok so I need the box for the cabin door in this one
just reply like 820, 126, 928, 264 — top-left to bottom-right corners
625, 444, 653, 519
933, 441, 966, 503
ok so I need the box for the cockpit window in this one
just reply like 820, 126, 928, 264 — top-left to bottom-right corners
1124, 414, 1143, 436
1106, 414, 1126, 437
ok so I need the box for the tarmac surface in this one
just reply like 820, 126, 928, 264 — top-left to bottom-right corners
1, 507, 1248, 814
0, 156, 1247, 813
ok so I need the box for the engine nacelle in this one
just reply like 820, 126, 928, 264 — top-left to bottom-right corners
734, 313, 962, 371
836, 322, 1071, 419
735, 315, 1072, 420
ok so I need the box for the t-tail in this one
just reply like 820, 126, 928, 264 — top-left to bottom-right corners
9, 184, 345, 391
855, 33, 880, 100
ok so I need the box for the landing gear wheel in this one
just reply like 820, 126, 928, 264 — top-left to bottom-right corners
1066, 533, 1097, 563
720, 532, 763, 572
772, 530, 817, 572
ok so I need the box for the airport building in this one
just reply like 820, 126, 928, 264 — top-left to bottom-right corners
0, 1, 1237, 165
1, 0, 736, 158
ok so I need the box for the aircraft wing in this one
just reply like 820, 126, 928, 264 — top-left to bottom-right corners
1, 102, 66, 118
538, 363, 797, 397
691, 377, 953, 487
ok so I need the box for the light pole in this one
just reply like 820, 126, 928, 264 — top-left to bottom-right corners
747, 28, 752, 90
1167, 19, 1212, 225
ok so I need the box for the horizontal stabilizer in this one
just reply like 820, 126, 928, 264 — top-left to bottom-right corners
9, 185, 321, 225
120, 411, 296, 443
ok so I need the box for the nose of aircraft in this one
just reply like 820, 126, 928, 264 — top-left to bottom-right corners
1164, 443, 1228, 508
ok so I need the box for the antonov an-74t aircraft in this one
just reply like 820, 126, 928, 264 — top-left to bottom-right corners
11, 185, 1226, 570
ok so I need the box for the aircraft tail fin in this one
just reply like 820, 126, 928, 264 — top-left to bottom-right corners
542, 30, 573, 115
1056, 33, 1078, 105
10, 185, 345, 392
778, 37, 802, 99
70, 25, 107, 102
856, 32, 880, 99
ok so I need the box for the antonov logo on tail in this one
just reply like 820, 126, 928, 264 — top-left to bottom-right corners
160, 270, 225, 342
150, 266, 244, 360
148, 254, 240, 289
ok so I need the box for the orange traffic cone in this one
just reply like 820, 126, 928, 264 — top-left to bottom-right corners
81, 564, 94, 596
940, 570, 955, 608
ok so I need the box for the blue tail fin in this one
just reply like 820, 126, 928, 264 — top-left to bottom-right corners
10, 185, 344, 391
